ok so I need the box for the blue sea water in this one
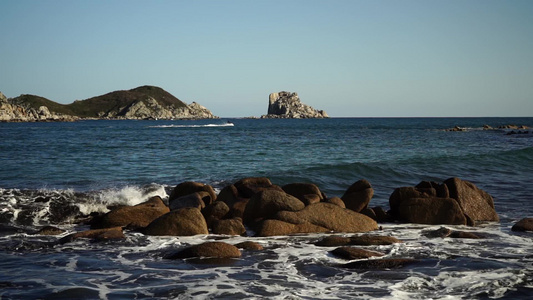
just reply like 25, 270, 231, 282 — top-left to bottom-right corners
0, 117, 532, 299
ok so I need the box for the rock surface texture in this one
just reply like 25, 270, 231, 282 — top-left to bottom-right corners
262, 91, 328, 119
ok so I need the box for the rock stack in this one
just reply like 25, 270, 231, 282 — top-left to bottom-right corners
262, 91, 328, 119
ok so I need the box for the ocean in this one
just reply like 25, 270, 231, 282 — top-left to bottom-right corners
0, 117, 532, 299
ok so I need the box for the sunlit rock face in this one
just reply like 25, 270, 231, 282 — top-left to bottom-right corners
262, 91, 328, 119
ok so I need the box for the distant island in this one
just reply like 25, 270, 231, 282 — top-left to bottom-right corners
0, 86, 217, 122
261, 91, 328, 119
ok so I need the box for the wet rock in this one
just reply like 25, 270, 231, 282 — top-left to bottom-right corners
341, 179, 374, 213
274, 202, 378, 233
396, 197, 467, 225
340, 258, 417, 269
314, 236, 352, 247
91, 196, 170, 229
330, 247, 384, 260
511, 218, 533, 232
243, 189, 305, 224
361, 208, 377, 221
423, 227, 482, 239
282, 183, 324, 202
143, 207, 208, 236
168, 182, 216, 205
169, 192, 208, 211
315, 235, 402, 247
211, 218, 246, 235
255, 219, 329, 236
234, 241, 264, 250
165, 241, 241, 259
449, 231, 482, 239
60, 227, 124, 243
36, 226, 66, 236
444, 177, 499, 222
372, 206, 391, 223
326, 197, 346, 208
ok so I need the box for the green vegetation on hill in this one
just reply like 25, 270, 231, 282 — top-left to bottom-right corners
10, 94, 76, 115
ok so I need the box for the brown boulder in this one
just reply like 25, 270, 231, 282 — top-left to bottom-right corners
282, 183, 324, 202
396, 197, 467, 225
202, 201, 230, 227
315, 235, 402, 246
234, 241, 264, 250
234, 177, 275, 198
416, 181, 449, 198
166, 241, 241, 259
444, 177, 499, 222
274, 202, 378, 233
60, 227, 124, 244
341, 258, 417, 269
243, 189, 305, 224
341, 179, 374, 212
217, 184, 241, 208
169, 182, 216, 205
228, 199, 249, 219
389, 186, 434, 216
511, 218, 533, 232
255, 219, 329, 236
211, 218, 246, 235
301, 194, 321, 206
91, 196, 170, 229
330, 247, 384, 260
169, 192, 208, 211
326, 197, 346, 208
143, 207, 208, 236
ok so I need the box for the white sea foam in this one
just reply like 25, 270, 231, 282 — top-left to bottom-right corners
148, 123, 234, 128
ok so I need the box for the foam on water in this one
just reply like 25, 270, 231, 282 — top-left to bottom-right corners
148, 123, 234, 128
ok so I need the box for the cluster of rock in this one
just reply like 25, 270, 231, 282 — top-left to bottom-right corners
96, 98, 215, 120
261, 91, 328, 119
446, 124, 530, 132
0, 92, 78, 122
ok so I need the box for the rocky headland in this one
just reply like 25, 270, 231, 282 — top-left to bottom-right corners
261, 91, 328, 119
0, 86, 217, 122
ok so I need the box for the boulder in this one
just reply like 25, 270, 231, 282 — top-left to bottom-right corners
168, 182, 216, 205
234, 177, 276, 198
243, 189, 305, 224
60, 227, 124, 244
396, 197, 467, 225
326, 197, 346, 208
389, 186, 435, 216
91, 196, 170, 229
301, 194, 322, 206
330, 247, 384, 260
255, 219, 329, 236
211, 218, 246, 235
166, 241, 241, 259
228, 199, 249, 219
36, 226, 66, 236
202, 201, 230, 227
143, 207, 208, 236
315, 235, 402, 246
217, 184, 241, 207
415, 181, 449, 198
340, 258, 417, 269
169, 192, 208, 211
274, 202, 378, 233
282, 183, 324, 202
341, 179, 374, 212
511, 218, 533, 232
444, 178, 499, 222
234, 241, 264, 250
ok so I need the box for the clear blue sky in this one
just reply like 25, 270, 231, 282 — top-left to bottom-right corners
1, 0, 532, 117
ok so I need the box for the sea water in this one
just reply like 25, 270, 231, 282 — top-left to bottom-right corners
0, 118, 532, 299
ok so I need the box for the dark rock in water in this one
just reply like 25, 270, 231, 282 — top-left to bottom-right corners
361, 208, 377, 221
315, 235, 402, 247
211, 218, 246, 235
165, 241, 241, 259
169, 182, 217, 205
330, 247, 384, 260
91, 196, 169, 229
282, 183, 324, 202
49, 199, 80, 224
449, 230, 482, 239
340, 258, 417, 269
511, 218, 533, 232
262, 91, 328, 119
396, 197, 467, 225
202, 201, 230, 228
444, 177, 499, 222
423, 227, 482, 239
36, 226, 66, 236
243, 189, 305, 225
234, 241, 264, 250
415, 181, 449, 198
169, 192, 208, 211
341, 179, 374, 213
255, 219, 329, 236
217, 184, 241, 207
60, 227, 124, 243
273, 202, 378, 234
372, 206, 391, 223
326, 197, 346, 208
234, 177, 277, 198
143, 207, 208, 236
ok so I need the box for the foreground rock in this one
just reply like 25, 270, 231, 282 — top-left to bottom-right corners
315, 235, 402, 247
389, 178, 498, 225
60, 227, 124, 243
261, 91, 328, 119
511, 218, 533, 232
340, 258, 417, 269
143, 207, 208, 236
91, 196, 169, 229
166, 242, 241, 259
422, 227, 482, 239
243, 189, 305, 224
341, 179, 374, 213
330, 247, 384, 260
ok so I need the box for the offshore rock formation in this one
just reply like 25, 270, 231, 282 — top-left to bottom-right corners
262, 91, 328, 119
0, 86, 217, 122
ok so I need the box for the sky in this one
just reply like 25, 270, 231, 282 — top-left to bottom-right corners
1, 0, 532, 117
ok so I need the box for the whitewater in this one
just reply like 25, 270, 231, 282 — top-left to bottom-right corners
0, 117, 532, 299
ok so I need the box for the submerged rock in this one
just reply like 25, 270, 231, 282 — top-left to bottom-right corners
315, 235, 402, 247
511, 218, 533, 232
330, 247, 384, 260
340, 258, 417, 269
